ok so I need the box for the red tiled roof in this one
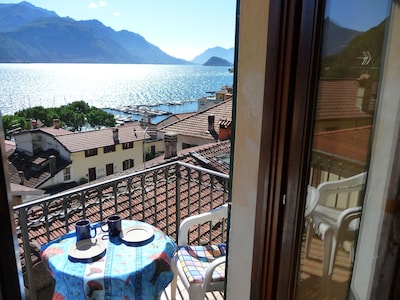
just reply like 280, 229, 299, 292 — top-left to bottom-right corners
40, 127, 72, 136
10, 183, 44, 195
4, 140, 16, 154
54, 124, 150, 152
315, 80, 377, 120
313, 126, 372, 163
7, 149, 71, 188
159, 98, 232, 138
89, 140, 232, 183
18, 141, 231, 270
156, 112, 195, 127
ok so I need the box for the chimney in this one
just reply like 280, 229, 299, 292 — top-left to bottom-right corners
164, 132, 177, 159
112, 128, 119, 144
356, 74, 373, 113
18, 171, 25, 185
53, 119, 60, 129
218, 119, 232, 141
31, 119, 38, 129
49, 155, 56, 176
208, 115, 215, 131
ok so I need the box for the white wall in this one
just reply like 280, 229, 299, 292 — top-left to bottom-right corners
351, 3, 400, 299
226, 0, 270, 299
70, 141, 144, 183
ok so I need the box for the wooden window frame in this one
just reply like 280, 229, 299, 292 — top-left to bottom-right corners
250, 0, 400, 299
103, 145, 116, 153
251, 0, 324, 298
63, 167, 71, 181
122, 159, 134, 170
84, 148, 98, 157
122, 142, 134, 150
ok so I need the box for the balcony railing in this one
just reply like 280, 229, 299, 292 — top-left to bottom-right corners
13, 161, 230, 300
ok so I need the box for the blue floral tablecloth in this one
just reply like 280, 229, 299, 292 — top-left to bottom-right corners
41, 220, 176, 300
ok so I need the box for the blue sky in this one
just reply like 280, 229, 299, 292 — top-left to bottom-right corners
326, 0, 391, 31
1, 1, 390, 59
1, 0, 237, 60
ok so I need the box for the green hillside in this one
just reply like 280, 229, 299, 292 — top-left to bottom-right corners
320, 19, 386, 80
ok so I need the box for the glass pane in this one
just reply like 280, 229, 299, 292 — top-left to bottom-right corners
297, 0, 391, 298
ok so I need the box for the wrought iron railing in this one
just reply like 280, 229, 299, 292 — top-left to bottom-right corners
13, 161, 230, 300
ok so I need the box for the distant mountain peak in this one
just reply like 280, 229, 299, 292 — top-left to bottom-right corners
321, 17, 363, 57
0, 1, 190, 64
203, 56, 233, 66
191, 47, 234, 65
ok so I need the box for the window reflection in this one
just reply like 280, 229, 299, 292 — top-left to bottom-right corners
297, 0, 390, 299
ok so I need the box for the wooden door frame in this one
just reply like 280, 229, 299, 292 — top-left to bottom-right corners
250, 0, 324, 298
0, 119, 25, 299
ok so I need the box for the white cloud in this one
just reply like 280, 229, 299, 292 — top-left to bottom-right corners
89, 1, 107, 9
113, 11, 121, 17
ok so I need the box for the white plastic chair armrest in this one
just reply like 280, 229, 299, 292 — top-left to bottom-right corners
178, 203, 229, 245
202, 256, 226, 290
305, 186, 319, 217
336, 206, 362, 229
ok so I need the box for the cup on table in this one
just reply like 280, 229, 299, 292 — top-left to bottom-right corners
102, 215, 122, 237
75, 219, 96, 242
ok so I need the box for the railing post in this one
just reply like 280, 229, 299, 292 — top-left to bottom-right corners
164, 167, 170, 235
19, 209, 37, 300
175, 165, 181, 243
127, 177, 133, 219
141, 175, 146, 221
153, 170, 158, 226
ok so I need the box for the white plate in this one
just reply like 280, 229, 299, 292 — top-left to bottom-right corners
120, 225, 154, 243
68, 239, 106, 260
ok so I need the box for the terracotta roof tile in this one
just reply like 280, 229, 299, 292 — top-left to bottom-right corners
40, 127, 72, 136
54, 124, 150, 152
17, 141, 231, 263
159, 98, 232, 138
313, 126, 372, 163
7, 149, 71, 188
4, 140, 16, 154
315, 80, 377, 120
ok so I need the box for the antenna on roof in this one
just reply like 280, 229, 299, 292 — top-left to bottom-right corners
357, 51, 371, 66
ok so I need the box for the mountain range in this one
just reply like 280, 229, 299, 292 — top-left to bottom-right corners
192, 47, 235, 65
321, 17, 362, 57
0, 1, 190, 64
0, 2, 367, 65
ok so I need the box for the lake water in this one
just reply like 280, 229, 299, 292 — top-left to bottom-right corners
0, 63, 233, 123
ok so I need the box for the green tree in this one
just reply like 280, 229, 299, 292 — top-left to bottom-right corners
87, 108, 116, 129
67, 101, 91, 114
15, 106, 50, 125
3, 101, 115, 135
2, 115, 29, 137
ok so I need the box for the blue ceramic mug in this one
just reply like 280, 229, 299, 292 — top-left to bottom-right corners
101, 215, 122, 237
75, 219, 96, 242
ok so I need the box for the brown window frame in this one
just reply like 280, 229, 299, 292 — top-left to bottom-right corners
122, 142, 134, 150
251, 0, 325, 298
103, 145, 116, 153
84, 148, 98, 157
122, 159, 134, 170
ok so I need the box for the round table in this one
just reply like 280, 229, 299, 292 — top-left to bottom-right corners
41, 220, 176, 300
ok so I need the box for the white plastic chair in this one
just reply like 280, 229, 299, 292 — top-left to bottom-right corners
305, 172, 367, 277
170, 203, 228, 300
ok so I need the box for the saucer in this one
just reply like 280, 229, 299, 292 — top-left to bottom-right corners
120, 225, 154, 243
68, 239, 106, 260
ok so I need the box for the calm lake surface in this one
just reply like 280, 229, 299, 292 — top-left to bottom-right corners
0, 64, 233, 120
